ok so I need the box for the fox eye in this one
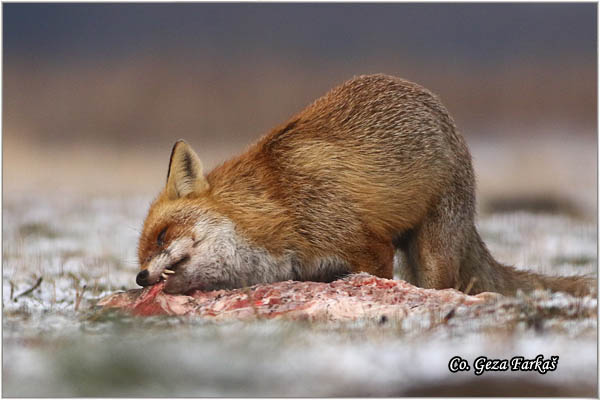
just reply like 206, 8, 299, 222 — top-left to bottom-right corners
157, 227, 168, 247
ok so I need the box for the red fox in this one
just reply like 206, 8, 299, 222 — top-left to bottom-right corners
136, 74, 594, 296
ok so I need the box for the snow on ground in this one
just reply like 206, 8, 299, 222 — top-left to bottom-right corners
2, 193, 597, 396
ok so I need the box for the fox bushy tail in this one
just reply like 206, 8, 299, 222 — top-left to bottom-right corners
483, 261, 595, 297
464, 232, 596, 297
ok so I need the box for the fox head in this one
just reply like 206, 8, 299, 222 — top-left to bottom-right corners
137, 140, 293, 293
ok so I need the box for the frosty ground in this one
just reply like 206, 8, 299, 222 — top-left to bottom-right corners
2, 193, 597, 396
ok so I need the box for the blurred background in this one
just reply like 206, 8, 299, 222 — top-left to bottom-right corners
3, 3, 597, 214
3, 4, 598, 397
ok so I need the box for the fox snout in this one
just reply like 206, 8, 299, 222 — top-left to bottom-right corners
135, 267, 166, 287
136, 269, 151, 286
136, 252, 191, 288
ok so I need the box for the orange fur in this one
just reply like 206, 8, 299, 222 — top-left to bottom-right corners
138, 74, 595, 296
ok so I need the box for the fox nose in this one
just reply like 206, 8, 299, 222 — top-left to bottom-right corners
136, 269, 150, 287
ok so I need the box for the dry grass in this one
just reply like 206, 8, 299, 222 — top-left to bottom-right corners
2, 189, 596, 396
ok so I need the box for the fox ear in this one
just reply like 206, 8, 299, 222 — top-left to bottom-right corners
165, 140, 209, 199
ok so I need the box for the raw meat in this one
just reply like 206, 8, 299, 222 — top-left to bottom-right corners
97, 273, 498, 322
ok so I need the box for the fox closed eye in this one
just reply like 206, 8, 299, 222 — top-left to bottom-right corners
157, 227, 168, 247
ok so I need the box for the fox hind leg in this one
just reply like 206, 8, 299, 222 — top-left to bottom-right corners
398, 199, 471, 290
